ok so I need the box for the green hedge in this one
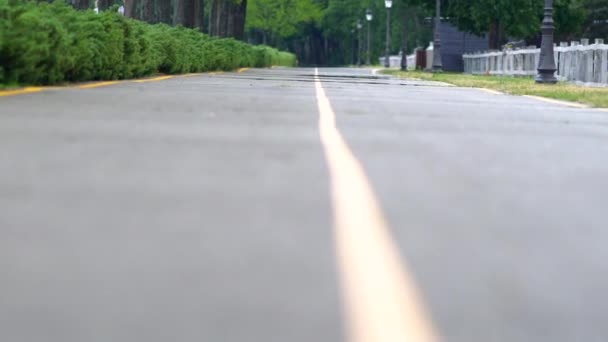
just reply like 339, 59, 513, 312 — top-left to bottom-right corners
0, 0, 296, 85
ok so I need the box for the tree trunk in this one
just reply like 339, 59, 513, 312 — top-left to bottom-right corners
401, 8, 409, 70
233, 0, 247, 40
124, 0, 137, 17
193, 0, 204, 31
157, 0, 171, 24
174, 0, 191, 27
73, 0, 88, 10
209, 0, 247, 39
174, 0, 184, 25
489, 20, 500, 50
185, 0, 195, 27
141, 0, 155, 23
98, 0, 111, 11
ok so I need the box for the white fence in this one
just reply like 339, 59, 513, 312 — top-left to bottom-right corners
377, 54, 416, 69
463, 39, 608, 85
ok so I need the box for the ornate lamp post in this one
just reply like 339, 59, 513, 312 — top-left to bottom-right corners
366, 9, 373, 65
432, 0, 443, 72
384, 0, 393, 68
357, 20, 363, 67
536, 0, 558, 84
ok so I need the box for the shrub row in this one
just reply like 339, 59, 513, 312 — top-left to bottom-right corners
0, 0, 296, 85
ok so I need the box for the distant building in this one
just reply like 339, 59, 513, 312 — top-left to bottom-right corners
428, 20, 489, 72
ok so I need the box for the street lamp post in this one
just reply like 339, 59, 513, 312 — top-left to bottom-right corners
384, 0, 393, 68
536, 0, 558, 84
432, 0, 443, 72
366, 9, 373, 65
351, 29, 356, 66
357, 20, 363, 67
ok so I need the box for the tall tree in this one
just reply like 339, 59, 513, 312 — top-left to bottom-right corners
124, 0, 137, 17
553, 0, 586, 41
73, 0, 88, 9
246, 0, 321, 44
158, 0, 172, 24
582, 0, 608, 38
447, 0, 542, 49
194, 0, 205, 31
175, 0, 196, 27
141, 0, 156, 22
209, 0, 248, 39
97, 0, 112, 10
396, 0, 429, 69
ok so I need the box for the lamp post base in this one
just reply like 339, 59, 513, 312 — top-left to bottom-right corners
535, 71, 558, 84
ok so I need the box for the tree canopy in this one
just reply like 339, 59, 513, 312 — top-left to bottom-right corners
246, 0, 322, 40
63, 0, 606, 66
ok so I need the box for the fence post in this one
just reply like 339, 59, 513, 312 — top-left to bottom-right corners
570, 41, 579, 81
581, 39, 594, 82
599, 40, 608, 84
558, 42, 568, 79
528, 47, 537, 75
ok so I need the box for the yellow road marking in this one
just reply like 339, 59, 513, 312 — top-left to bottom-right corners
77, 81, 122, 89
0, 87, 44, 97
523, 95, 589, 108
133, 75, 174, 83
1, 71, 222, 97
237, 68, 249, 73
314, 68, 438, 342
180, 73, 205, 77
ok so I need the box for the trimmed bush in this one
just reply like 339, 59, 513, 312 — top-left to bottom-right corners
0, 0, 296, 85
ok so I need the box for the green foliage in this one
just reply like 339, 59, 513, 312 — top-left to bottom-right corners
0, 0, 296, 86
554, 0, 586, 41
385, 69, 608, 108
447, 0, 542, 43
247, 0, 433, 66
247, 0, 322, 38
446, 0, 591, 48
582, 0, 608, 38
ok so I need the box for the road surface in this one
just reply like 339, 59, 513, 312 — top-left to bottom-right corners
1, 67, 608, 342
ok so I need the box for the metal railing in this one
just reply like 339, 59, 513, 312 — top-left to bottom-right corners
463, 39, 608, 85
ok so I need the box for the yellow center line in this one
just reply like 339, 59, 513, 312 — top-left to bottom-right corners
0, 87, 44, 97
314, 68, 438, 342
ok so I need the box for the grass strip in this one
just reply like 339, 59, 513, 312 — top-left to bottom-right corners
382, 70, 608, 108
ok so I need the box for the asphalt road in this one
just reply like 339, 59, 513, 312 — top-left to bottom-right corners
1, 67, 608, 342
